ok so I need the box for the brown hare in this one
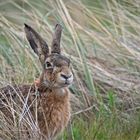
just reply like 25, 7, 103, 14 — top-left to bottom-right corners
0, 24, 73, 139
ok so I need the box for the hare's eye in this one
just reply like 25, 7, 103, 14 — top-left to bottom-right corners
45, 62, 52, 68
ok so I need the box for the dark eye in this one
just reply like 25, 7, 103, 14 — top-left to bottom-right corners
45, 62, 52, 68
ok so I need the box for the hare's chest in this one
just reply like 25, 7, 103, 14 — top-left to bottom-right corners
37, 95, 71, 138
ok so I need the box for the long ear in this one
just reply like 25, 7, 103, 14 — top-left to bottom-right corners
51, 24, 62, 54
24, 24, 49, 65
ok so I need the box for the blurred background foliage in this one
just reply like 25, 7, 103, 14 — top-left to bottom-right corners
0, 0, 140, 139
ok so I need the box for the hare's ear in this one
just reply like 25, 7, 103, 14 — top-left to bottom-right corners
24, 24, 49, 65
51, 24, 62, 54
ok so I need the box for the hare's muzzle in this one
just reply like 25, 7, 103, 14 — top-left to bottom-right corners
60, 73, 73, 85
56, 67, 73, 86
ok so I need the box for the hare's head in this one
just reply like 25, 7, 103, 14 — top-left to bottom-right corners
24, 24, 73, 89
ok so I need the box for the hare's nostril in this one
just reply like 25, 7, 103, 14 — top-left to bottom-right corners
61, 74, 72, 80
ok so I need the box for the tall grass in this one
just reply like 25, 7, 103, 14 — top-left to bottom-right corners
0, 0, 140, 139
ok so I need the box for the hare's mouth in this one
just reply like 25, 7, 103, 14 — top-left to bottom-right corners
64, 80, 71, 85
54, 80, 72, 88
59, 81, 71, 87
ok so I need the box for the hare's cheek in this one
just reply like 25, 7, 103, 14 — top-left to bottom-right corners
55, 73, 64, 83
44, 71, 52, 81
45, 68, 53, 73
53, 68, 62, 80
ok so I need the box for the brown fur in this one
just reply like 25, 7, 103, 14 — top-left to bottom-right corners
37, 88, 70, 138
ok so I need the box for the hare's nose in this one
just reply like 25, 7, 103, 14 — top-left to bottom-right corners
61, 74, 72, 80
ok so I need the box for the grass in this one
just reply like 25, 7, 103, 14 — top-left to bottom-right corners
0, 0, 140, 139
61, 114, 140, 140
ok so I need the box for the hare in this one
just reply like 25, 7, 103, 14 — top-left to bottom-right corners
0, 24, 73, 139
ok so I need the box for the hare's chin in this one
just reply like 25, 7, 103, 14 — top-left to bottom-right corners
54, 82, 72, 88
